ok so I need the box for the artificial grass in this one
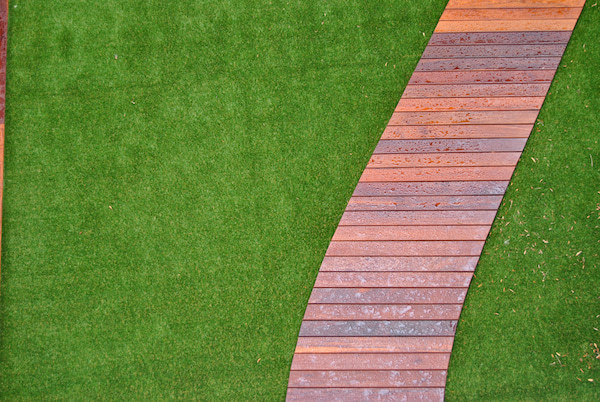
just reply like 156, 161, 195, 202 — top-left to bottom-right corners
0, 0, 597, 400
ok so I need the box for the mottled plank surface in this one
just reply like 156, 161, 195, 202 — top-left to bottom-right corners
287, 1, 584, 400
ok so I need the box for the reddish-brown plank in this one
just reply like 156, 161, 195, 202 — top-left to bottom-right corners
308, 288, 468, 304
291, 353, 451, 370
319, 256, 479, 272
287, 388, 445, 401
359, 166, 515, 182
295, 337, 455, 353
303, 305, 463, 321
416, 57, 561, 71
435, 19, 578, 32
402, 83, 551, 98
374, 139, 527, 154
390, 110, 538, 125
346, 195, 502, 211
332, 225, 491, 241
325, 241, 484, 257
441, 7, 582, 20
408, 70, 553, 85
445, 0, 585, 8
381, 125, 533, 139
314, 272, 473, 288
422, 44, 567, 58
288, 370, 448, 388
366, 153, 521, 168
352, 181, 509, 197
428, 31, 572, 46
339, 210, 496, 226
395, 97, 544, 111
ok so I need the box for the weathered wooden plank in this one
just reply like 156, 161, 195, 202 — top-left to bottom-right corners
422, 44, 567, 58
366, 153, 521, 168
408, 70, 553, 85
441, 7, 582, 20
435, 19, 578, 32
346, 195, 502, 211
287, 387, 445, 401
291, 353, 451, 370
295, 337, 455, 353
359, 166, 515, 182
332, 225, 491, 241
326, 241, 484, 257
314, 272, 473, 288
390, 110, 538, 125
445, 0, 585, 9
319, 256, 479, 272
303, 305, 463, 321
381, 125, 533, 139
374, 139, 527, 154
299, 321, 457, 337
308, 288, 468, 304
352, 181, 509, 196
402, 83, 551, 98
428, 31, 572, 46
339, 211, 496, 226
395, 97, 544, 111
288, 369, 448, 388
415, 57, 561, 71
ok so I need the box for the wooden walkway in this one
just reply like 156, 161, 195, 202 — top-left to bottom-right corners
287, 1, 585, 400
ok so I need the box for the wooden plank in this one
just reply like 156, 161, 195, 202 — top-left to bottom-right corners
396, 97, 544, 111
346, 195, 502, 211
352, 181, 509, 196
428, 31, 572, 45
338, 211, 496, 226
319, 256, 479, 272
366, 153, 521, 168
441, 7, 582, 20
408, 70, 554, 85
332, 225, 491, 241
435, 19, 578, 32
422, 44, 567, 58
415, 57, 561, 71
299, 321, 457, 337
325, 241, 484, 257
381, 125, 533, 139
291, 353, 451, 370
303, 305, 463, 321
287, 388, 445, 401
288, 369, 448, 387
390, 111, 538, 125
314, 272, 473, 288
359, 166, 515, 182
295, 337, 455, 353
308, 288, 468, 304
402, 83, 551, 98
374, 139, 527, 154
445, 0, 585, 8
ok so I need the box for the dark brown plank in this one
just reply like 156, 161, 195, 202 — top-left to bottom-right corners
441, 7, 582, 20
402, 83, 551, 98
352, 181, 509, 196
291, 353, 451, 370
422, 44, 567, 58
339, 211, 496, 226
287, 388, 445, 401
428, 31, 572, 46
346, 195, 502, 211
408, 70, 553, 85
295, 336, 455, 353
326, 241, 484, 257
374, 139, 527, 154
359, 166, 515, 182
288, 370, 447, 387
332, 225, 491, 240
303, 305, 463, 321
319, 256, 479, 272
395, 97, 544, 111
366, 153, 521, 168
308, 288, 468, 304
381, 125, 533, 139
314, 272, 473, 288
415, 57, 561, 71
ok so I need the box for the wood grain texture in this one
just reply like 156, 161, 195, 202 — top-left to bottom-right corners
287, 0, 583, 398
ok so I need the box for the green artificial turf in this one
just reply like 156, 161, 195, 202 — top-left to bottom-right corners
0, 0, 597, 400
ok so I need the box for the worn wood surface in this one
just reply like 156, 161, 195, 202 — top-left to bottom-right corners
287, 1, 584, 400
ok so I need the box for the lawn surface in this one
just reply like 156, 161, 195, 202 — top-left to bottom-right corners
0, 0, 598, 400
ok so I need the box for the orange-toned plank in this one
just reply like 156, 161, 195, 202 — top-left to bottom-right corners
346, 195, 502, 211
339, 210, 496, 226
408, 70, 553, 85
288, 369, 448, 388
389, 110, 538, 125
291, 353, 451, 370
308, 288, 468, 304
395, 97, 544, 112
287, 388, 445, 401
435, 19, 578, 32
325, 241, 484, 257
359, 166, 515, 182
441, 7, 582, 20
382, 125, 533, 139
314, 272, 473, 288
402, 83, 551, 98
445, 0, 585, 8
303, 305, 463, 321
366, 153, 521, 168
319, 256, 479, 272
332, 225, 491, 241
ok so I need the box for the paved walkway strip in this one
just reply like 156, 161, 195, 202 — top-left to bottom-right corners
287, 1, 585, 400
